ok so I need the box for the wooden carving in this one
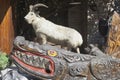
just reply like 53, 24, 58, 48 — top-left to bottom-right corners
105, 11, 120, 58
10, 36, 120, 80
0, 0, 14, 54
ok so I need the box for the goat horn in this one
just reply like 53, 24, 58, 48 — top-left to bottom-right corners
33, 3, 48, 9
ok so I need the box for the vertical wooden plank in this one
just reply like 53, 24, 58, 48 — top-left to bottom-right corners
0, 0, 14, 54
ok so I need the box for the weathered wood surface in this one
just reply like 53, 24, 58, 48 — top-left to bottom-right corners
105, 11, 120, 58
0, 0, 14, 54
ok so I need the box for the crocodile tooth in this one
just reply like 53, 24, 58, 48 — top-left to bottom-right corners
19, 52, 24, 60
14, 51, 17, 56
22, 54, 27, 62
32, 56, 40, 67
43, 59, 50, 70
17, 51, 21, 54
23, 54, 31, 65
24, 54, 30, 65
33, 56, 38, 59
16, 51, 22, 59
16, 51, 20, 56
13, 51, 17, 57
28, 55, 34, 66
20, 52, 24, 59
39, 57, 43, 61
27, 54, 32, 58
38, 57, 46, 68
44, 59, 49, 64
25, 55, 31, 64
39, 58, 50, 69
21, 52, 25, 56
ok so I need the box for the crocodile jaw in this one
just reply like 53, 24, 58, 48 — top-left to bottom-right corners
11, 49, 55, 78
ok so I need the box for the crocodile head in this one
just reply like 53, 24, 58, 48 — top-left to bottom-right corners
10, 36, 68, 79
11, 36, 95, 80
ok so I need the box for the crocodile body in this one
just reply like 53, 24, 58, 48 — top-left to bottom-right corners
10, 36, 120, 80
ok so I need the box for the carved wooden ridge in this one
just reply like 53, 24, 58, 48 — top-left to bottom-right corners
106, 11, 120, 58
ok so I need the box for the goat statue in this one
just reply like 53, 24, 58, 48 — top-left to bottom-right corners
24, 3, 83, 53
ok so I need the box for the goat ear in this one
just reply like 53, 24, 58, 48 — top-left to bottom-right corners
29, 5, 33, 11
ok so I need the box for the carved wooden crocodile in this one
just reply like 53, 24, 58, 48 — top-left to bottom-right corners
10, 36, 120, 80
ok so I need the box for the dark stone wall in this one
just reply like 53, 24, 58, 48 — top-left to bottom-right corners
87, 0, 113, 50
68, 1, 88, 52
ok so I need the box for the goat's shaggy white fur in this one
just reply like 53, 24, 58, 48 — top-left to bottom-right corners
24, 11, 83, 53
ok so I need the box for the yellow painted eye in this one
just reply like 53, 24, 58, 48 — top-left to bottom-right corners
48, 50, 57, 57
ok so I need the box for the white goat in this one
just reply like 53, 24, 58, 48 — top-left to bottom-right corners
24, 3, 83, 53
